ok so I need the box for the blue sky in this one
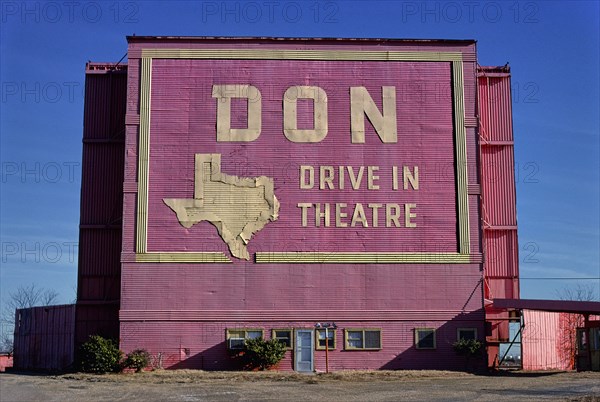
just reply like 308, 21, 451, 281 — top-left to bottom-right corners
1, 1, 599, 310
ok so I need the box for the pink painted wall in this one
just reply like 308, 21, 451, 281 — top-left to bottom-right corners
121, 317, 484, 371
119, 37, 486, 370
522, 310, 572, 371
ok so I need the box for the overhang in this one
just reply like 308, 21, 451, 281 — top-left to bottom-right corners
493, 298, 600, 315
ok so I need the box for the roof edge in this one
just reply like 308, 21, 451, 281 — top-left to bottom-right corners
126, 36, 477, 45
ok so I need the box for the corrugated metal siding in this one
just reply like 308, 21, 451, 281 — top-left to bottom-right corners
75, 64, 127, 345
82, 71, 127, 140
478, 76, 514, 143
78, 230, 122, 277
79, 145, 125, 224
75, 305, 119, 345
522, 310, 572, 370
120, 264, 484, 312
484, 230, 519, 279
477, 67, 520, 364
485, 310, 511, 341
469, 195, 482, 255
119, 263, 484, 370
121, 318, 485, 371
481, 146, 517, 226
13, 305, 75, 370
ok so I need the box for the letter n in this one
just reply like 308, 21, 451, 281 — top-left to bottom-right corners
350, 86, 397, 143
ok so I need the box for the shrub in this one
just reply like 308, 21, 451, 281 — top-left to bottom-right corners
243, 338, 287, 370
77, 335, 123, 373
123, 349, 150, 372
453, 338, 483, 356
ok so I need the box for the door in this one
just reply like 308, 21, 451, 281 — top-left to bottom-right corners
295, 329, 314, 372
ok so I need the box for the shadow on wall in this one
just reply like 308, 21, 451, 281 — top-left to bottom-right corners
380, 309, 486, 372
166, 342, 294, 371
137, 311, 486, 372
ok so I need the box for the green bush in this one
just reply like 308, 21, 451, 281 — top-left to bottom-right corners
77, 335, 123, 373
243, 338, 287, 370
123, 349, 150, 372
452, 338, 483, 356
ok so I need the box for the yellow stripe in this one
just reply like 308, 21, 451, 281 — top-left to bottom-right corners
136, 253, 232, 263
141, 49, 463, 62
452, 61, 470, 254
136, 57, 152, 254
255, 252, 471, 264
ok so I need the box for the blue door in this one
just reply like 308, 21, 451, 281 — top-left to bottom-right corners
295, 329, 314, 372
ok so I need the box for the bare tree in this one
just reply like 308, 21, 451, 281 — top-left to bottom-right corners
556, 284, 597, 303
0, 284, 59, 353
555, 284, 597, 369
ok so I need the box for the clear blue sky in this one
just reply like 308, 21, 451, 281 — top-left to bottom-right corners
1, 1, 599, 309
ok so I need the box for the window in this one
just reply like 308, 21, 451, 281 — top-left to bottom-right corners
415, 328, 436, 349
316, 329, 336, 350
457, 328, 477, 341
577, 328, 588, 353
272, 329, 293, 349
226, 328, 263, 350
591, 328, 600, 352
345, 329, 382, 350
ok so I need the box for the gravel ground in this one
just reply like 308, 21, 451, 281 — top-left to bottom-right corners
1, 370, 599, 401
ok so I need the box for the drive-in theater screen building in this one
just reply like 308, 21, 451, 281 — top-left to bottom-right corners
75, 37, 519, 371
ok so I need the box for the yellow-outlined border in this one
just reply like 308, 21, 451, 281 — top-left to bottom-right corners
136, 57, 151, 254
135, 49, 470, 263
141, 49, 463, 62
255, 252, 471, 264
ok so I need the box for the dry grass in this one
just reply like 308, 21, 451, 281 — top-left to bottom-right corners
55, 368, 600, 386
57, 369, 475, 384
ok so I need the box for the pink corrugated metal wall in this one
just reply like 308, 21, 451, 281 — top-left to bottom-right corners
121, 317, 484, 371
117, 37, 486, 371
478, 66, 520, 367
144, 59, 457, 253
522, 310, 572, 370
75, 63, 127, 345
13, 305, 75, 370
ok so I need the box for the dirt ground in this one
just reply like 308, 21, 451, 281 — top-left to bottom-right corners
1, 369, 599, 401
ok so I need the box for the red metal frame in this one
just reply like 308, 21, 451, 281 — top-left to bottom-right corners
477, 65, 521, 368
